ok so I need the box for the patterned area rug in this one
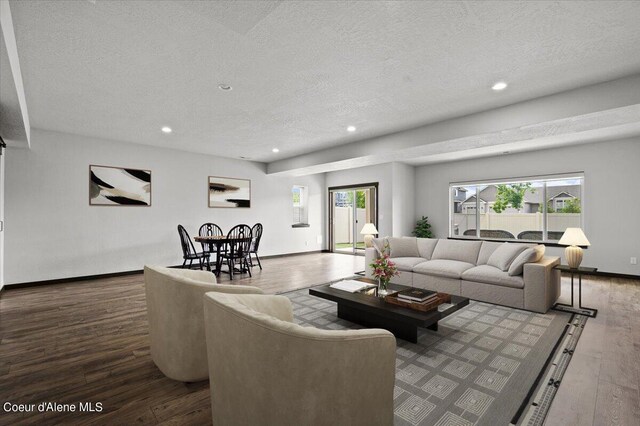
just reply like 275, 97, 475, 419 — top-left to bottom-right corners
284, 287, 581, 426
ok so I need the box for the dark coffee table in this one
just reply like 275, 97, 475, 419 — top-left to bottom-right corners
309, 279, 469, 343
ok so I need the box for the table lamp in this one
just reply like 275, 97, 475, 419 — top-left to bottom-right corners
558, 227, 590, 269
360, 223, 379, 248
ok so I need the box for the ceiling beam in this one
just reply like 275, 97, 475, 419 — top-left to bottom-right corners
1, 0, 30, 148
267, 74, 640, 176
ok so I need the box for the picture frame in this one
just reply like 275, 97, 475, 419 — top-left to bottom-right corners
208, 176, 251, 208
89, 165, 152, 206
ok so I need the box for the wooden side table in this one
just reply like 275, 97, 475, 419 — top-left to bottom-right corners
553, 265, 598, 318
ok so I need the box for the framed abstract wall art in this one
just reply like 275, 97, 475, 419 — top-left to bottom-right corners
89, 165, 151, 206
208, 176, 251, 208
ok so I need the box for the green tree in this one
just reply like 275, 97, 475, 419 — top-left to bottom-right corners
346, 191, 366, 208
539, 199, 581, 213
560, 198, 581, 213
492, 183, 535, 213
413, 216, 433, 238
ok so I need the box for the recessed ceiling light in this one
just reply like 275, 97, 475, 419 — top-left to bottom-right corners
161, 126, 172, 133
272, 148, 279, 153
492, 81, 508, 91
347, 126, 356, 132
218, 84, 232, 91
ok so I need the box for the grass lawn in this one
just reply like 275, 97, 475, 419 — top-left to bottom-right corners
335, 242, 365, 250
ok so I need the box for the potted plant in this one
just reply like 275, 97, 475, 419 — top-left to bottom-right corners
413, 216, 433, 238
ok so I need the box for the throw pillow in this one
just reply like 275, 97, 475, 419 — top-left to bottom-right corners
431, 239, 483, 264
476, 241, 502, 265
486, 243, 530, 271
386, 237, 419, 258
508, 245, 546, 276
371, 237, 387, 256
416, 238, 439, 260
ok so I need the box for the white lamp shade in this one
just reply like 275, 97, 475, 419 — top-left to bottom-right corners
360, 223, 378, 235
558, 228, 590, 246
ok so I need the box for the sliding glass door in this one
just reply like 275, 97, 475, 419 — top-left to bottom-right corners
329, 184, 377, 254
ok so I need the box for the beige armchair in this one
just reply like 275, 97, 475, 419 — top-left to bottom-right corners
144, 265, 263, 382
203, 292, 397, 426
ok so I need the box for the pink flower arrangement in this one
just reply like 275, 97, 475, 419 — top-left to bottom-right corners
370, 252, 399, 283
369, 240, 398, 293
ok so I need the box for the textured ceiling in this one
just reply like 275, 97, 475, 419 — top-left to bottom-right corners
7, 0, 640, 162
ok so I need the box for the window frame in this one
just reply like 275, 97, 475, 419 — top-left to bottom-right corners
449, 172, 584, 244
292, 185, 310, 227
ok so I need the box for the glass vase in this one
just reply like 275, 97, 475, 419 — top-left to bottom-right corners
378, 277, 390, 297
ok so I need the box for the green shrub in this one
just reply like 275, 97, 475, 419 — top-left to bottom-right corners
413, 216, 433, 238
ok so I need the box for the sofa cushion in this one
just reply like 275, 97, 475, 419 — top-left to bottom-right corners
387, 237, 419, 258
477, 241, 503, 265
462, 265, 525, 289
416, 238, 439, 260
390, 257, 427, 272
413, 259, 475, 279
431, 239, 483, 264
508, 245, 545, 276
486, 243, 530, 271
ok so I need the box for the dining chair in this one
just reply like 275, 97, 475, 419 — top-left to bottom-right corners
199, 223, 225, 272
199, 223, 224, 241
219, 224, 252, 280
249, 223, 263, 270
199, 223, 224, 250
177, 224, 211, 271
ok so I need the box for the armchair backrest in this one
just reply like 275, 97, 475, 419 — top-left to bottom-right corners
144, 265, 262, 382
203, 292, 396, 425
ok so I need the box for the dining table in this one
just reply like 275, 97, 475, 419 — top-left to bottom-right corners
193, 235, 252, 276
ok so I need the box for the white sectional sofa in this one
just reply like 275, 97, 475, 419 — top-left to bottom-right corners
365, 237, 561, 313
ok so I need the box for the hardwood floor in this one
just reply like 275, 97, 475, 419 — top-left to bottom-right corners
0, 253, 638, 425
546, 275, 640, 426
0, 253, 363, 425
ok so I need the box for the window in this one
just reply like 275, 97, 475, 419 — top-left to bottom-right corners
450, 174, 583, 242
292, 185, 309, 226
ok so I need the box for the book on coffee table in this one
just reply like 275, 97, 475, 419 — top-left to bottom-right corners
397, 288, 437, 302
329, 280, 377, 293
410, 295, 439, 305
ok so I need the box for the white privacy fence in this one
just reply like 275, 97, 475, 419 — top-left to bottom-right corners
334, 207, 367, 244
452, 213, 581, 238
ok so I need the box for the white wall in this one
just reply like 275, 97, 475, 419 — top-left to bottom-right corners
415, 139, 640, 275
392, 162, 416, 237
325, 162, 417, 241
4, 129, 325, 284
5, 129, 637, 283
